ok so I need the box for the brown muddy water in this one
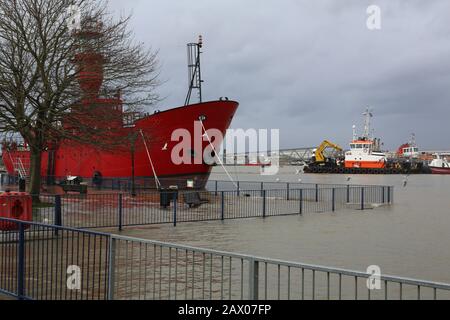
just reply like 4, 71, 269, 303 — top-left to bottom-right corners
103, 167, 450, 284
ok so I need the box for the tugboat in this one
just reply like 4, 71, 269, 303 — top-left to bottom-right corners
304, 108, 426, 174
396, 134, 420, 159
344, 109, 387, 170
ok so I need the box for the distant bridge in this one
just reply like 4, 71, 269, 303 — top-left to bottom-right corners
221, 147, 450, 166
222, 147, 317, 165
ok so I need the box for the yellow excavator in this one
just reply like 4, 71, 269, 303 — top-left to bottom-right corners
310, 140, 343, 167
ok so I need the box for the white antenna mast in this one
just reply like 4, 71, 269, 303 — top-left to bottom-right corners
362, 107, 373, 139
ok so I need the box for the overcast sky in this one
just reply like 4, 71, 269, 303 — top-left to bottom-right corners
109, 0, 450, 151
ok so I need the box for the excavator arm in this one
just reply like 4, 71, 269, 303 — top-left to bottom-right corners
314, 140, 343, 163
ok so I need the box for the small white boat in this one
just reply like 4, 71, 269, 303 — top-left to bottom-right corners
429, 154, 450, 174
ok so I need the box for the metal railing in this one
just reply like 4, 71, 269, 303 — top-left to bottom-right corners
108, 235, 450, 300
0, 218, 110, 300
28, 185, 393, 230
206, 180, 393, 193
1, 217, 449, 300
1, 175, 393, 193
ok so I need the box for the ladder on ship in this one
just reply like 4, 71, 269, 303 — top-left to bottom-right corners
13, 158, 30, 182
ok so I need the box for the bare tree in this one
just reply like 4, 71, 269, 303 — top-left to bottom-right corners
0, 0, 160, 199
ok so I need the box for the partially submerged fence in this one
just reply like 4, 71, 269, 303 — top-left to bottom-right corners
1, 174, 390, 194
28, 185, 393, 230
1, 217, 450, 300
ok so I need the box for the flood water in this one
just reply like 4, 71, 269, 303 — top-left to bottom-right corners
109, 167, 450, 284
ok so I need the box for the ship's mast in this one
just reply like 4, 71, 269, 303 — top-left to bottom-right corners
410, 133, 416, 147
362, 108, 373, 140
185, 35, 203, 106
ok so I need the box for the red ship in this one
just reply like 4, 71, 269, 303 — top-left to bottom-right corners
1, 31, 238, 189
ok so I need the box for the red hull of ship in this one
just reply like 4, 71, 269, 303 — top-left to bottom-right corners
2, 100, 238, 188
430, 167, 450, 175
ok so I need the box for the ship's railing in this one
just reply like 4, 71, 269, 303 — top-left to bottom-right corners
1, 217, 450, 300
26, 185, 393, 230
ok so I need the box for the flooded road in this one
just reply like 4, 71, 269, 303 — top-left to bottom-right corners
107, 167, 450, 284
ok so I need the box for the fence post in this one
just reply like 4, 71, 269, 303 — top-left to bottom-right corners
118, 194, 123, 231
221, 191, 225, 220
388, 186, 391, 204
382, 186, 385, 204
215, 180, 218, 196
299, 189, 303, 215
173, 192, 177, 227
237, 181, 240, 197
108, 237, 116, 300
54, 195, 62, 235
262, 190, 266, 218
347, 185, 350, 203
287, 183, 290, 201
361, 187, 365, 211
332, 188, 335, 212
260, 182, 264, 197
248, 259, 259, 300
315, 184, 319, 203
17, 222, 25, 300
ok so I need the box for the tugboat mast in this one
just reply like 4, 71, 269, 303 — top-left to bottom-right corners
362, 108, 373, 140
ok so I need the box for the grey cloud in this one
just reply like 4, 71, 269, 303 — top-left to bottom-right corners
108, 0, 450, 150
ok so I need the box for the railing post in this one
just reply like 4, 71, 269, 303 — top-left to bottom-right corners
287, 183, 290, 201
388, 186, 391, 204
361, 187, 365, 211
173, 192, 177, 227
118, 194, 123, 231
347, 185, 350, 203
332, 188, 335, 212
248, 259, 259, 300
17, 222, 25, 300
262, 190, 266, 218
382, 186, 385, 204
221, 191, 225, 220
260, 182, 264, 197
299, 189, 303, 215
237, 181, 240, 197
215, 180, 218, 196
54, 195, 62, 235
315, 184, 319, 203
108, 237, 116, 300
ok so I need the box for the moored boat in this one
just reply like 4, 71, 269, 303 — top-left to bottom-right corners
1, 32, 239, 190
429, 155, 450, 174
344, 109, 387, 169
